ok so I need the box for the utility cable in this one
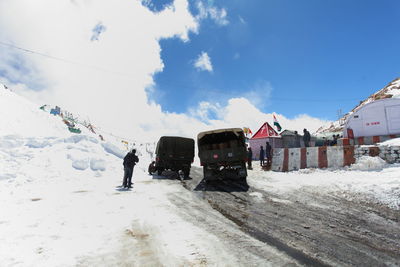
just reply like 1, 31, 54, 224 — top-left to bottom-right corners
1, 40, 362, 103
0, 41, 132, 76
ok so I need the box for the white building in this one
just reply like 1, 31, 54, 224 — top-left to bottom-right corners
344, 98, 400, 138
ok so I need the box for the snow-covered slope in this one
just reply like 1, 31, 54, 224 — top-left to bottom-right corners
0, 86, 192, 265
0, 86, 69, 137
317, 77, 400, 133
0, 85, 140, 265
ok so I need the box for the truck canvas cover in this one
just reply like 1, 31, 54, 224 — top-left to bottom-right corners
197, 128, 246, 164
156, 136, 194, 160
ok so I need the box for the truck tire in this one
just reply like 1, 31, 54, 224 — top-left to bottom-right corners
203, 167, 214, 181
183, 167, 190, 179
238, 163, 247, 178
148, 163, 155, 175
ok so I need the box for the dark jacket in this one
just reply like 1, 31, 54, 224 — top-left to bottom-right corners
248, 149, 253, 160
123, 152, 139, 168
259, 148, 265, 160
294, 134, 301, 147
303, 130, 311, 142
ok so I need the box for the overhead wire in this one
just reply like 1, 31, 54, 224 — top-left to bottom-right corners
1, 40, 361, 103
0, 41, 132, 77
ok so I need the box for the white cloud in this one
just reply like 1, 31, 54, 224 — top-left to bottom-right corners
193, 51, 213, 72
189, 101, 222, 122
191, 98, 330, 135
195, 1, 229, 26
0, 0, 198, 141
0, 0, 330, 143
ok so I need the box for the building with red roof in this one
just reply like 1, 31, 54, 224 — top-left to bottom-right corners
249, 122, 282, 160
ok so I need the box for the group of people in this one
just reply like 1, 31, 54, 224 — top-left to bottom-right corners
323, 134, 341, 146
246, 141, 272, 170
302, 128, 311, 147
259, 142, 272, 167
246, 128, 313, 170
291, 128, 311, 148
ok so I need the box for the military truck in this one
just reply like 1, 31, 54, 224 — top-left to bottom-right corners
197, 128, 248, 182
153, 136, 195, 178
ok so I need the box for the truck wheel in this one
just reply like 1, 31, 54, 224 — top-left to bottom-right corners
203, 167, 214, 181
238, 163, 247, 178
148, 166, 155, 175
238, 177, 248, 186
183, 168, 190, 179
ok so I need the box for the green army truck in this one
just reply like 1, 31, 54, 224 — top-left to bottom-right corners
154, 136, 195, 178
197, 128, 248, 182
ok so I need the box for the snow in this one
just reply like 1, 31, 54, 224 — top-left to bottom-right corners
248, 161, 400, 210
0, 88, 68, 137
385, 78, 400, 98
101, 142, 126, 159
1, 87, 296, 266
1, 85, 400, 265
349, 156, 388, 171
380, 137, 400, 146
0, 133, 283, 266
90, 158, 106, 171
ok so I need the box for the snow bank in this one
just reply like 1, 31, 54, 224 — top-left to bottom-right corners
379, 137, 400, 146
249, 163, 400, 210
25, 138, 51, 148
101, 142, 125, 159
64, 135, 99, 144
90, 158, 106, 171
349, 156, 387, 171
0, 135, 24, 149
70, 157, 90, 170
0, 127, 264, 266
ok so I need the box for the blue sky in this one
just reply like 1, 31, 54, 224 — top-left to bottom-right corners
151, 0, 400, 120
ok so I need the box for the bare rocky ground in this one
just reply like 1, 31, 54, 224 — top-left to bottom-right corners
181, 167, 400, 267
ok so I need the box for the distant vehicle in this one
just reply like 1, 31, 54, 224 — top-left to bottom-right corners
197, 128, 248, 182
153, 136, 195, 178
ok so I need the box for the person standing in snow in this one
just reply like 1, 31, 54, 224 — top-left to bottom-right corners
247, 147, 253, 170
259, 146, 265, 166
122, 149, 139, 188
303, 129, 311, 147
